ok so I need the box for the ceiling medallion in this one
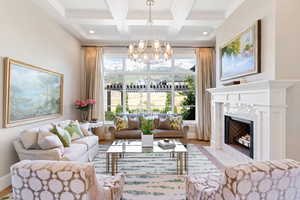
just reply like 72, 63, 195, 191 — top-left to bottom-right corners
128, 0, 173, 63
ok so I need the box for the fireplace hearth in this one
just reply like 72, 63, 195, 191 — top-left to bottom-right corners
224, 116, 254, 158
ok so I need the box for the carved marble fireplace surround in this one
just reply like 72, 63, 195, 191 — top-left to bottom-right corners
207, 80, 298, 161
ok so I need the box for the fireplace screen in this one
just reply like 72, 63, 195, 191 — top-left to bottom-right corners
224, 116, 254, 158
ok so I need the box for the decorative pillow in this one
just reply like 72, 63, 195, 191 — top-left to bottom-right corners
158, 118, 171, 130
50, 126, 72, 147
20, 128, 40, 149
38, 130, 64, 151
115, 116, 128, 131
128, 117, 140, 130
65, 121, 84, 140
80, 123, 93, 136
169, 116, 183, 130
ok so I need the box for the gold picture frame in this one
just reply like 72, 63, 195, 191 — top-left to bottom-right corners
3, 58, 64, 128
220, 20, 261, 81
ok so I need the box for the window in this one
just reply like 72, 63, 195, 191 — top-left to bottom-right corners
103, 55, 196, 121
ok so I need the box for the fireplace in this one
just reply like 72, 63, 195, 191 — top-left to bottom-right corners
224, 116, 254, 158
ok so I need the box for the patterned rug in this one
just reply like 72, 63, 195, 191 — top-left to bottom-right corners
0, 143, 223, 200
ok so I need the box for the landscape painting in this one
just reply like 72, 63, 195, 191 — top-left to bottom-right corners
3, 58, 63, 127
220, 20, 261, 81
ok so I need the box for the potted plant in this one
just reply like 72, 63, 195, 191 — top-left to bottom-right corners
141, 119, 154, 147
74, 99, 96, 122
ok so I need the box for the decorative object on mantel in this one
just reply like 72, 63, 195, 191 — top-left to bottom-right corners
141, 119, 154, 147
74, 99, 96, 122
3, 58, 63, 128
220, 20, 261, 81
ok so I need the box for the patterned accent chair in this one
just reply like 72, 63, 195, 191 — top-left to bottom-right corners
186, 159, 300, 200
11, 160, 125, 200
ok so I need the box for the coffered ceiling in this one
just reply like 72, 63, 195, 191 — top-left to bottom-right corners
31, 0, 245, 46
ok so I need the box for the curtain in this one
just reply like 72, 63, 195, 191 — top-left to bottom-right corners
195, 48, 216, 141
82, 47, 104, 121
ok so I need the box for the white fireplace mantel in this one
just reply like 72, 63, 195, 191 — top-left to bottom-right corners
207, 80, 298, 161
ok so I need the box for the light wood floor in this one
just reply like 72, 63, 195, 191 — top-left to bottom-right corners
0, 139, 209, 197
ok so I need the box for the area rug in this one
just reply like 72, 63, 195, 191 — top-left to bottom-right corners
0, 144, 223, 200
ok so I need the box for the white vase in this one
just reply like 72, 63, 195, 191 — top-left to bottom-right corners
142, 134, 153, 147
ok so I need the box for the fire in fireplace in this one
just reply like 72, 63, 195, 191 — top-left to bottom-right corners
224, 116, 254, 158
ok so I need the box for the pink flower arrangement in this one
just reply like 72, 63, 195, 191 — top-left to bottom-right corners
74, 99, 96, 110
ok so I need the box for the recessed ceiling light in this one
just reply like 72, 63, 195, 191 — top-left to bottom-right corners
203, 31, 209, 36
89, 30, 95, 34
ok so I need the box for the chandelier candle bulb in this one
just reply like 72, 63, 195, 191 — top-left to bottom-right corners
128, 0, 173, 63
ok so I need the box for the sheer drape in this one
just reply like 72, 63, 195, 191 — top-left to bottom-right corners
82, 47, 104, 121
196, 48, 216, 141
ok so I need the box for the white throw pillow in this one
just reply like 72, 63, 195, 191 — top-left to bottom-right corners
80, 123, 93, 136
20, 128, 40, 149
38, 130, 64, 151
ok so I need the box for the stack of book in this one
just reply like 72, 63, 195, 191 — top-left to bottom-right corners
158, 140, 176, 149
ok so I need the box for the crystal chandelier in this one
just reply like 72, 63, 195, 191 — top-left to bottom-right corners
128, 0, 173, 63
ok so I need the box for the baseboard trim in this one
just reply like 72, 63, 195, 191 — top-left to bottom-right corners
0, 174, 11, 192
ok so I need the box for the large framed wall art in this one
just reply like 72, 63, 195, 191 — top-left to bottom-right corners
220, 20, 261, 81
3, 58, 64, 127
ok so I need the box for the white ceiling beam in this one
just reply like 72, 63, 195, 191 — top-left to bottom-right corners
69, 18, 222, 28
169, 0, 196, 35
105, 0, 129, 35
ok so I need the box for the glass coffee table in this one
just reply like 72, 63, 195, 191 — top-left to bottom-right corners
106, 139, 188, 175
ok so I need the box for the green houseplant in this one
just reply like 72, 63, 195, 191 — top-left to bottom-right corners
141, 119, 154, 147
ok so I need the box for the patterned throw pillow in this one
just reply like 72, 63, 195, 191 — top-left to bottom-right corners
169, 116, 183, 130
50, 125, 72, 147
115, 116, 128, 131
65, 121, 85, 141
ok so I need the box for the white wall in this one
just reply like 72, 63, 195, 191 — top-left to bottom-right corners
275, 0, 300, 79
216, 0, 276, 87
0, 0, 81, 186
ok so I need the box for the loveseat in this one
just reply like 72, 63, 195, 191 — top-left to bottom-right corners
13, 120, 99, 162
186, 159, 300, 200
109, 114, 189, 140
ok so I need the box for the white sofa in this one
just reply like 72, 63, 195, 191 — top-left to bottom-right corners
13, 120, 99, 162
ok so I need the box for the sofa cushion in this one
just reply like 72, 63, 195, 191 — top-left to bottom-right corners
65, 121, 84, 141
50, 126, 72, 147
73, 136, 99, 149
115, 130, 142, 139
169, 116, 183, 130
62, 143, 88, 161
115, 116, 129, 131
80, 123, 93, 136
158, 118, 171, 130
38, 130, 64, 151
152, 129, 183, 138
20, 128, 40, 149
128, 116, 140, 130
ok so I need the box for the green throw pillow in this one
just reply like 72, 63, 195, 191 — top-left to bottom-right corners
65, 124, 84, 141
50, 126, 72, 147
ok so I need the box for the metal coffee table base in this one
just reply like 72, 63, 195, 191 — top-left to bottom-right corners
106, 152, 188, 175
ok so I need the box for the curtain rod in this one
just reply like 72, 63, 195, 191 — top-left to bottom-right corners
81, 45, 215, 49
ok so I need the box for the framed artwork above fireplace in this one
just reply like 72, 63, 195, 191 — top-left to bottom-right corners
220, 20, 261, 81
